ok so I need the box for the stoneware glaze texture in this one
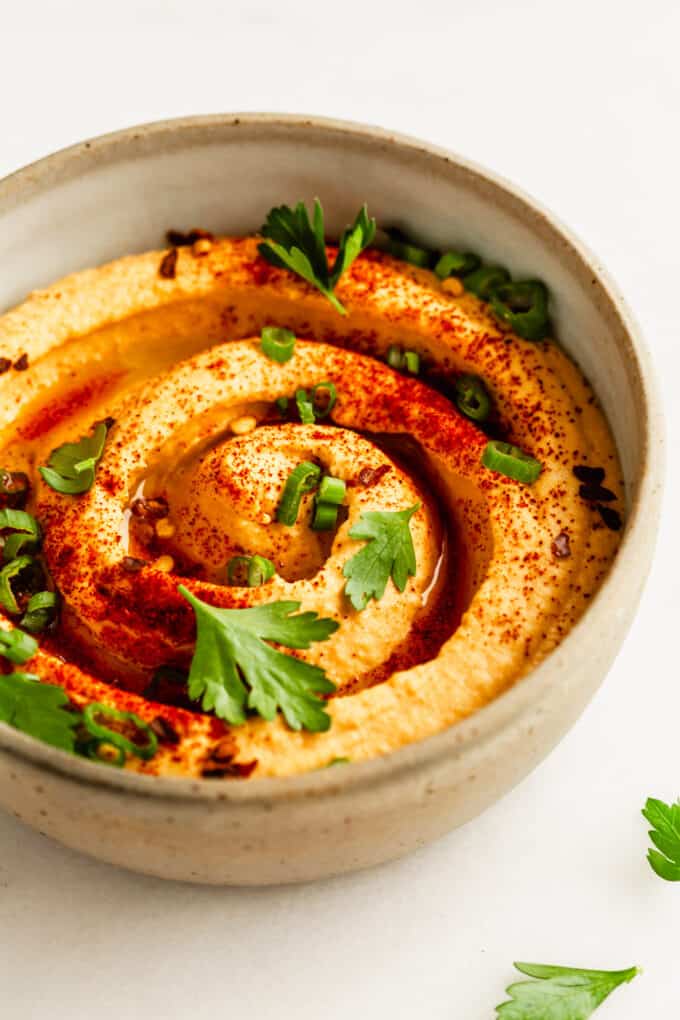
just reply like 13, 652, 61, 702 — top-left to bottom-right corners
0, 115, 664, 884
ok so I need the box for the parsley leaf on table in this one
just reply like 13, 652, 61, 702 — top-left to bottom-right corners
178, 587, 339, 732
343, 503, 420, 611
258, 199, 376, 315
39, 420, 110, 495
496, 962, 639, 1019
642, 796, 680, 881
0, 672, 79, 751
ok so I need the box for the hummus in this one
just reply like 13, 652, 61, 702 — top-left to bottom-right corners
0, 234, 623, 777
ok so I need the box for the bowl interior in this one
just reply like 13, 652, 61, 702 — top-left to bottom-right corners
0, 116, 647, 499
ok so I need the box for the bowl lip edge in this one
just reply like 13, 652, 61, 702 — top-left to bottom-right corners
0, 111, 665, 805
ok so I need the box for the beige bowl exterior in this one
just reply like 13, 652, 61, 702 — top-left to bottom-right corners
0, 115, 664, 884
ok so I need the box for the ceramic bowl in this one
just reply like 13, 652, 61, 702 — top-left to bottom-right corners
0, 115, 664, 884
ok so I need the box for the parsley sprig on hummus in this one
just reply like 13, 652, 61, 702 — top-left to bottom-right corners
343, 503, 420, 611
39, 419, 111, 495
179, 587, 338, 731
258, 199, 376, 315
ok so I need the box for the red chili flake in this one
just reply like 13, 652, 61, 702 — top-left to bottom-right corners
573, 465, 605, 485
159, 248, 178, 279
0, 358, 11, 374
149, 715, 180, 745
13, 353, 29, 371
597, 504, 623, 531
166, 228, 214, 247
131, 497, 169, 520
121, 556, 147, 573
579, 483, 617, 503
357, 464, 391, 488
551, 532, 571, 559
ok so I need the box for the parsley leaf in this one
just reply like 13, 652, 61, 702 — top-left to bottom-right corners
178, 587, 339, 731
0, 672, 79, 751
39, 420, 109, 495
642, 796, 680, 880
496, 962, 639, 1019
258, 199, 376, 315
343, 503, 420, 611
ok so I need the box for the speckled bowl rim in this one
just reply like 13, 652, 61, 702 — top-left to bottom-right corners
0, 113, 665, 805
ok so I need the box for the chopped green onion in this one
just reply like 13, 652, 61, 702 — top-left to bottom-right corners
463, 264, 511, 299
0, 627, 38, 664
227, 555, 276, 587
276, 461, 321, 526
488, 279, 550, 341
325, 756, 351, 767
261, 326, 296, 363
312, 502, 339, 531
310, 381, 337, 419
482, 440, 542, 484
0, 509, 41, 562
82, 702, 158, 761
455, 374, 491, 422
386, 346, 420, 375
21, 590, 58, 633
0, 555, 34, 615
275, 396, 289, 416
385, 229, 434, 268
85, 740, 126, 767
295, 388, 315, 424
434, 251, 481, 279
318, 475, 346, 505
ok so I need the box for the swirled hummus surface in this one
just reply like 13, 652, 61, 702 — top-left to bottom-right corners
0, 233, 623, 777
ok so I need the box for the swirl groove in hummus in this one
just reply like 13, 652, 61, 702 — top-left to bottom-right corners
0, 235, 623, 777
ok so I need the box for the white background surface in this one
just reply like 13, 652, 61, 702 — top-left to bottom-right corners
0, 1, 678, 1016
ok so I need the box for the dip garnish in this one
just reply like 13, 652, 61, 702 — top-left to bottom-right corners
312, 474, 346, 532
343, 503, 420, 611
455, 373, 491, 422
295, 388, 315, 424
386, 345, 420, 375
384, 228, 434, 268
82, 703, 158, 762
496, 962, 639, 1019
462, 264, 510, 299
258, 200, 376, 316
642, 797, 680, 882
227, 554, 276, 587
178, 587, 338, 732
261, 326, 296, 363
0, 672, 79, 751
489, 280, 550, 341
435, 250, 481, 279
0, 509, 41, 560
0, 627, 38, 664
39, 419, 110, 495
276, 461, 321, 526
0, 555, 37, 615
21, 590, 58, 633
482, 441, 542, 484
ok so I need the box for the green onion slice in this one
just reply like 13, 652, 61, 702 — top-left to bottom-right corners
82, 703, 158, 761
0, 627, 38, 664
386, 346, 420, 375
261, 326, 296, 363
455, 374, 491, 422
276, 461, 321, 526
404, 351, 420, 375
21, 590, 58, 633
295, 389, 316, 424
462, 264, 511, 299
434, 251, 481, 279
482, 440, 542, 484
227, 555, 275, 587
312, 502, 339, 531
0, 555, 34, 615
0, 509, 41, 562
387, 345, 404, 369
275, 397, 289, 417
488, 279, 550, 341
385, 230, 434, 268
318, 475, 346, 505
310, 381, 337, 419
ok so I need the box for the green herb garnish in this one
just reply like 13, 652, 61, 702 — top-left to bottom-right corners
489, 279, 550, 341
482, 441, 542, 484
0, 672, 79, 751
343, 503, 420, 611
276, 461, 321, 526
21, 590, 58, 633
0, 554, 36, 615
496, 962, 639, 1019
455, 374, 491, 423
386, 345, 420, 375
261, 326, 296, 363
179, 587, 338, 731
0, 626, 38, 664
258, 200, 376, 315
39, 420, 110, 495
82, 702, 158, 762
226, 554, 276, 588
642, 797, 680, 881
0, 509, 41, 561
